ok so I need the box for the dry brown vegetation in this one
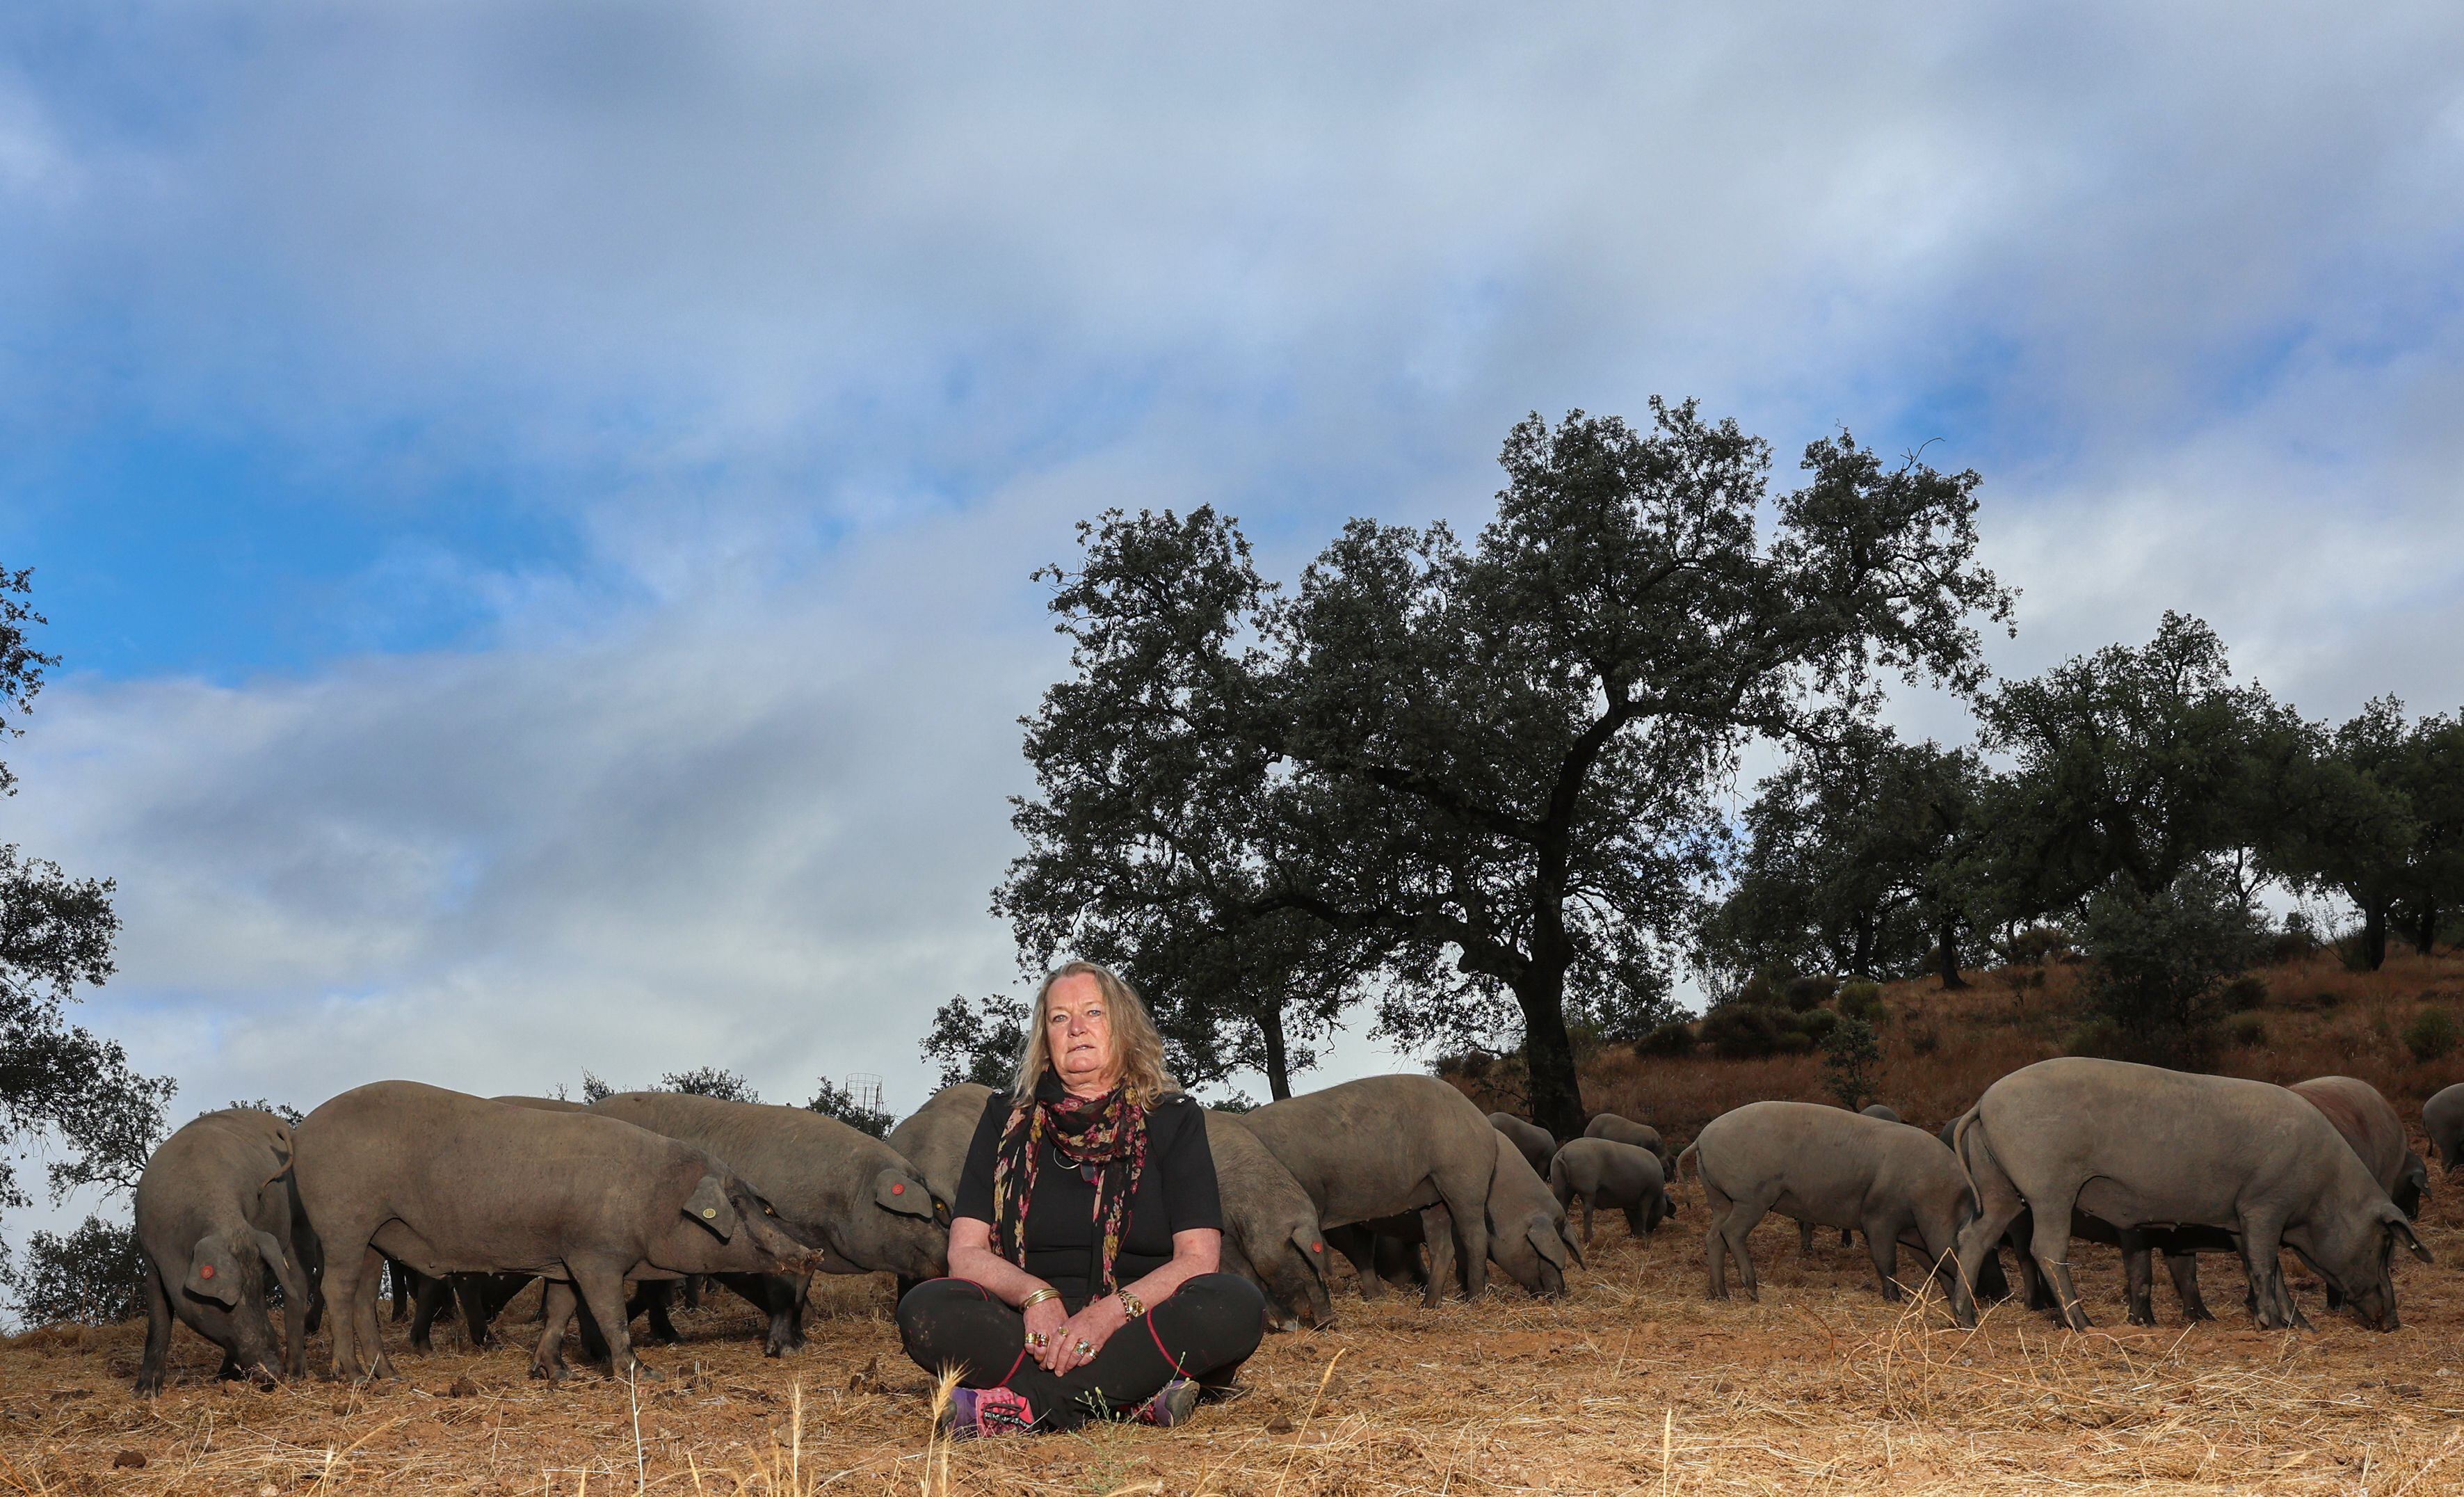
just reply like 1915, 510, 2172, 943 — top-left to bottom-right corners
7, 952, 2463, 1495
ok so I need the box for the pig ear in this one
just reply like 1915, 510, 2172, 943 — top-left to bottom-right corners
684, 1175, 739, 1241
2387, 1211, 2433, 1264
875, 1167, 935, 1219
184, 1235, 245, 1306
1557, 1220, 1586, 1267
1290, 1224, 1328, 1280
1529, 1222, 1570, 1272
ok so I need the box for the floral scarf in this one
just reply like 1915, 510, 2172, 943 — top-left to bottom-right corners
990, 1072, 1150, 1295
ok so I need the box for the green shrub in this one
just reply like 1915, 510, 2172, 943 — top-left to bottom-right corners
2223, 1013, 2269, 1049
1837, 981, 1884, 1023
2403, 1009, 2460, 1062
2003, 925, 2072, 966
1700, 1005, 1793, 1059
1821, 1016, 1881, 1111
2066, 1017, 2127, 1060
2221, 975, 2270, 1012
3, 1217, 144, 1327
1906, 1023, 1940, 1056
1782, 975, 1837, 1012
2075, 870, 2266, 1071
1633, 1020, 1698, 1058
1792, 1007, 1842, 1044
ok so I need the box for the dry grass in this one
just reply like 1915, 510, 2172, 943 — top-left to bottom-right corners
8, 952, 2462, 1495
9, 1178, 2464, 1496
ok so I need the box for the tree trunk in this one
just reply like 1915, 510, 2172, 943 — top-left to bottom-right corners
1936, 913, 1968, 990
1258, 1005, 1293, 1101
1850, 915, 1875, 979
1515, 968, 1586, 1141
2417, 899, 2440, 958
2363, 899, 2390, 970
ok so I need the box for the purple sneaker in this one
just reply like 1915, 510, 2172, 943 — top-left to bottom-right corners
1134, 1378, 1202, 1427
943, 1385, 1036, 1439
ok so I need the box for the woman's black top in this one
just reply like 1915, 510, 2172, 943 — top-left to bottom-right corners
951, 1089, 1223, 1304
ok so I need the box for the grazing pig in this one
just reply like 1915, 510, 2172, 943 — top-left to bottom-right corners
1585, 1113, 1668, 1164
1547, 1137, 1669, 1245
2293, 1076, 2419, 1217
1682, 1101, 1974, 1316
1953, 1059, 2429, 1331
883, 1082, 996, 1205
1860, 1104, 1903, 1124
589, 1091, 945, 1355
293, 1082, 817, 1380
1200, 1108, 1335, 1329
1235, 1075, 1499, 1305
2425, 1083, 2464, 1174
1488, 1113, 1557, 1175
1485, 1132, 1581, 1296
132, 1109, 314, 1394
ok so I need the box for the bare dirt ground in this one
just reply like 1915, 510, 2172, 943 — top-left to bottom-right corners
8, 1174, 2461, 1497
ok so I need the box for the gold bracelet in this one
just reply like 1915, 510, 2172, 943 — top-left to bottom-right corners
1116, 1289, 1145, 1319
1018, 1286, 1061, 1311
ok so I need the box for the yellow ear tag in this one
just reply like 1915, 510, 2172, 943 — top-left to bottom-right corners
702, 1208, 717, 1218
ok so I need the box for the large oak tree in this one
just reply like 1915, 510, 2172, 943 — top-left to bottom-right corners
1002, 403, 2009, 1136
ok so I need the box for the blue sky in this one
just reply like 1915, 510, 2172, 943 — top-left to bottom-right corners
2, 3, 2463, 1217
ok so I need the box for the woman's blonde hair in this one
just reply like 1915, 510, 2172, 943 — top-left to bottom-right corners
1012, 961, 1170, 1105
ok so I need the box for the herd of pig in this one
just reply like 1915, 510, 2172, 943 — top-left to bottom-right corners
125, 1059, 2464, 1398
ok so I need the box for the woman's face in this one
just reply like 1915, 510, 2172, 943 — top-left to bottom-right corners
1045, 973, 1118, 1091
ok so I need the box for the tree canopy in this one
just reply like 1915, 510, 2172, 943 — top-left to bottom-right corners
999, 403, 2011, 1135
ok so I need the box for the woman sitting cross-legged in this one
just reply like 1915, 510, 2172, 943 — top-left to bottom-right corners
895, 961, 1266, 1437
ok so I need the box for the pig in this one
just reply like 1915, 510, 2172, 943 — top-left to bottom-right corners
1488, 1113, 1557, 1175
1234, 1075, 1500, 1305
1860, 1104, 1903, 1124
1952, 1059, 2429, 1331
883, 1082, 996, 1206
1547, 1137, 1670, 1244
2292, 1076, 2418, 1217
132, 1108, 314, 1394
1585, 1113, 1669, 1164
1203, 1109, 1335, 1329
2424, 1082, 2464, 1174
291, 1082, 817, 1380
1682, 1100, 1974, 1316
588, 1090, 945, 1356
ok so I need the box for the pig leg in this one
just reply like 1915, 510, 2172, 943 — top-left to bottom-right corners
1797, 1219, 1816, 1258
320, 1244, 369, 1379
2164, 1249, 2214, 1321
453, 1274, 497, 1347
572, 1261, 654, 1380
354, 1255, 398, 1379
1862, 1212, 1903, 1302
2119, 1233, 2157, 1327
627, 1281, 680, 1345
530, 1280, 577, 1381
2022, 1189, 2090, 1331
1700, 1170, 1737, 1299
385, 1256, 412, 1322
408, 1271, 453, 1352
1323, 1226, 1383, 1301
134, 1256, 174, 1396
1951, 1143, 2027, 1331
1581, 1195, 1595, 1247
1432, 1155, 1492, 1299
1623, 1205, 1648, 1238
1419, 1203, 1457, 1308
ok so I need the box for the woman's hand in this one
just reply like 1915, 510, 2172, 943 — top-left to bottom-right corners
1041, 1295, 1127, 1375
1021, 1292, 1070, 1368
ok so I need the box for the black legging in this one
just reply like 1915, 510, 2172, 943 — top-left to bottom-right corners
896, 1274, 1265, 1431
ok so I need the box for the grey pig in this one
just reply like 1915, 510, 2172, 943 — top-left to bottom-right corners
2424, 1082, 2464, 1174
1235, 1075, 1500, 1304
590, 1090, 946, 1356
1205, 1108, 1337, 1329
1682, 1100, 1974, 1317
1585, 1112, 1668, 1164
292, 1081, 816, 1380
1488, 1113, 1556, 1175
132, 1108, 314, 1394
1953, 1058, 2429, 1331
1547, 1137, 1669, 1245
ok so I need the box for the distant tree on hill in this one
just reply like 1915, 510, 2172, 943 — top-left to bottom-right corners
2269, 698, 2464, 969
1, 1215, 144, 1327
1000, 404, 2011, 1137
2070, 867, 2266, 1069
657, 1066, 759, 1103
1698, 724, 1990, 991
0, 567, 174, 1247
805, 1075, 894, 1137
1972, 612, 2298, 919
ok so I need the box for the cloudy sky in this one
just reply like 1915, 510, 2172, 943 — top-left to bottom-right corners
3, 3, 2462, 1218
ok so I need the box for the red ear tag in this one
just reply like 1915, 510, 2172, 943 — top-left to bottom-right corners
892, 1183, 905, 1194
199, 1264, 216, 1279
1310, 1242, 1322, 1253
